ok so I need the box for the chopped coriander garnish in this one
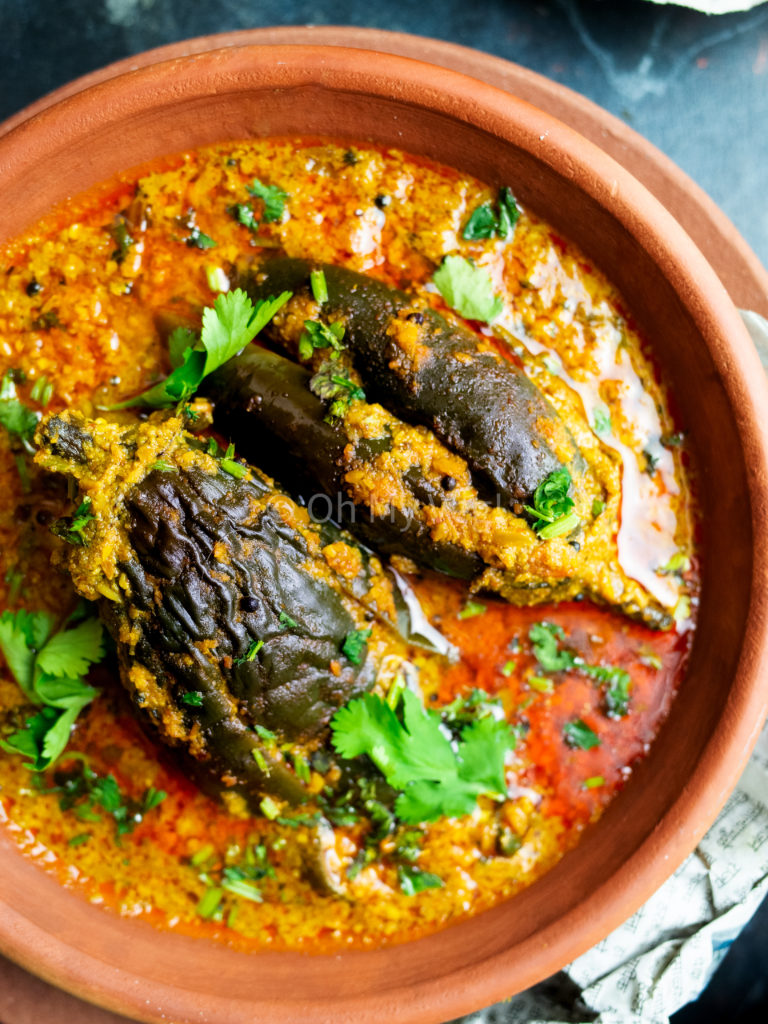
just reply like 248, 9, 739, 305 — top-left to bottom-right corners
68, 832, 92, 847
51, 497, 95, 546
190, 844, 216, 868
234, 639, 264, 665
0, 372, 38, 445
220, 456, 247, 479
593, 406, 611, 435
457, 601, 486, 620
592, 499, 605, 518
563, 719, 601, 750
330, 689, 518, 823
298, 318, 346, 361
583, 775, 605, 790
341, 627, 372, 665
310, 268, 329, 304
246, 178, 288, 223
181, 691, 204, 707
29, 375, 53, 407
253, 724, 277, 745
149, 459, 177, 473
197, 886, 224, 919
432, 255, 503, 324
658, 552, 691, 576
185, 226, 217, 250
528, 675, 553, 693
501, 659, 517, 677
231, 202, 259, 232
398, 865, 444, 895
462, 187, 520, 241
220, 872, 263, 903
529, 622, 577, 673
291, 752, 311, 783
523, 467, 579, 540
112, 289, 291, 409
259, 796, 281, 820
110, 216, 134, 263
309, 361, 365, 422
278, 611, 298, 629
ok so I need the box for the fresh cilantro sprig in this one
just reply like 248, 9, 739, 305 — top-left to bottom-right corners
462, 188, 520, 242
330, 689, 517, 823
112, 289, 291, 409
0, 608, 104, 770
523, 467, 580, 540
432, 255, 503, 324
309, 362, 366, 422
563, 719, 601, 750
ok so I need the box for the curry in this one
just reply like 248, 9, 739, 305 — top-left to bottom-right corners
0, 138, 696, 950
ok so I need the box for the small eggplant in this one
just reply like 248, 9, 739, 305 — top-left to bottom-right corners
206, 346, 672, 628
237, 258, 579, 507
35, 410, 434, 810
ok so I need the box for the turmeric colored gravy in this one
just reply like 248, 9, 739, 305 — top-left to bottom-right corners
0, 139, 697, 949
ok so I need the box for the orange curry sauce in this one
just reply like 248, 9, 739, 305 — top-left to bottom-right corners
0, 138, 696, 949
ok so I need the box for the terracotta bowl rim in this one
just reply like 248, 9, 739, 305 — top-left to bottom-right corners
0, 38, 767, 1024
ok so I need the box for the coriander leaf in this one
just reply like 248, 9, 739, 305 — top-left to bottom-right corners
398, 865, 444, 895
278, 612, 298, 629
0, 608, 55, 700
51, 497, 95, 546
456, 715, 515, 794
563, 719, 601, 750
309, 361, 365, 423
457, 600, 486, 620
462, 189, 520, 242
0, 706, 59, 768
34, 675, 100, 709
529, 621, 577, 673
0, 372, 39, 443
247, 178, 288, 222
112, 289, 291, 409
181, 690, 203, 707
36, 617, 104, 679
462, 202, 498, 241
341, 627, 372, 665
331, 690, 517, 824
583, 665, 631, 717
40, 704, 84, 766
168, 327, 198, 369
523, 467, 579, 539
299, 319, 346, 361
185, 226, 217, 250
497, 188, 521, 238
432, 255, 503, 324
231, 202, 258, 232
202, 289, 290, 375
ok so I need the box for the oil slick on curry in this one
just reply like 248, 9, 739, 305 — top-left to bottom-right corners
0, 139, 696, 950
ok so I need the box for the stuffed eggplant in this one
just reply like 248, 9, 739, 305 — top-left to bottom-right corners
206, 345, 672, 628
34, 410, 436, 811
236, 258, 579, 507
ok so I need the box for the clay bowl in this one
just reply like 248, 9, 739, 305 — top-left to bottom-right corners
1, 40, 768, 1024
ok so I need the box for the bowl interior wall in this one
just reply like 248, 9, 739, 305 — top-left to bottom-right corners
0, 56, 756, 1016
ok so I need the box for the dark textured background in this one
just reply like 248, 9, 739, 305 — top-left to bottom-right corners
1, 1, 767, 1020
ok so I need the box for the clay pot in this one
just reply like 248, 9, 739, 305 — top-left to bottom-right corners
1, 38, 767, 1024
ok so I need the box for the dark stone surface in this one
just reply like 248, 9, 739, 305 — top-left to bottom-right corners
1, 1, 767, 1020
